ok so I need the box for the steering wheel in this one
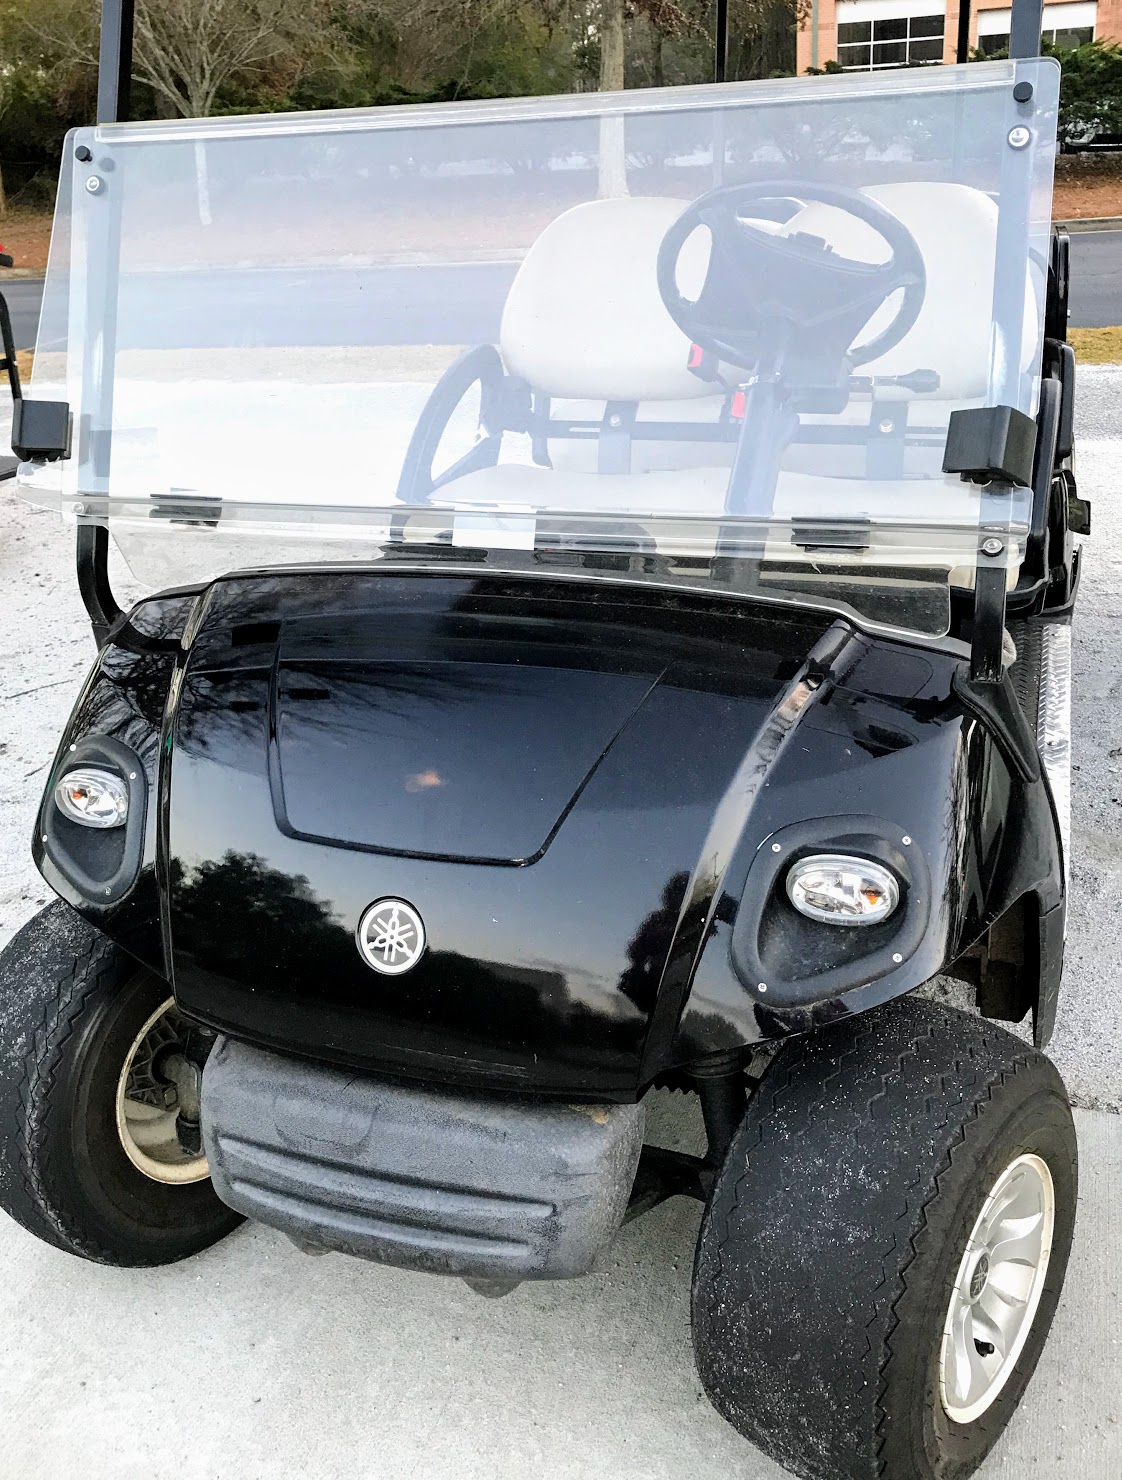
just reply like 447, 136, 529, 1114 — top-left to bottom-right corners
656, 180, 927, 373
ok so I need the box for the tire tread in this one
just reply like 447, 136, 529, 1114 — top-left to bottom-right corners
692, 998, 1074, 1480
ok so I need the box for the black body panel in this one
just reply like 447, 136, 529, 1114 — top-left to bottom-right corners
164, 574, 826, 1096
35, 570, 1066, 1100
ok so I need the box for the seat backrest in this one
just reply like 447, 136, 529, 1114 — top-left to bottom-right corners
779, 182, 1038, 400
499, 196, 713, 403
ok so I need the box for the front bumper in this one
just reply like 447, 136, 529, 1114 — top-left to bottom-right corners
201, 1038, 645, 1280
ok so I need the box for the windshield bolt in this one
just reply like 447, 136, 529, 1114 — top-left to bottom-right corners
981, 537, 1004, 557
756, 982, 768, 993
609, 414, 623, 428
771, 843, 781, 853
72, 502, 86, 515
75, 144, 93, 163
1007, 125, 1032, 150
892, 953, 903, 964
878, 419, 894, 434
84, 175, 104, 194
902, 835, 912, 845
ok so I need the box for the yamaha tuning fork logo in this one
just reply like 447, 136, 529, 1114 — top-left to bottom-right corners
356, 899, 427, 975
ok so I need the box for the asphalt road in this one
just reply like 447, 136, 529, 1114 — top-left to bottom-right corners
3, 228, 1120, 353
1, 278, 44, 350
1067, 229, 1122, 328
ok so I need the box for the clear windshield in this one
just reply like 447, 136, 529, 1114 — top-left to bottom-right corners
20, 60, 1059, 636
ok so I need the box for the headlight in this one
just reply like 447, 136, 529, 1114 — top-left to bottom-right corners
786, 854, 899, 926
54, 767, 130, 829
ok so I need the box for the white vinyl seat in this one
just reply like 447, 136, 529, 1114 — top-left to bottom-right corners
497, 195, 733, 474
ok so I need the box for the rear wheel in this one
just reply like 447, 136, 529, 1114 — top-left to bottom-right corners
691, 997, 1077, 1480
0, 900, 242, 1265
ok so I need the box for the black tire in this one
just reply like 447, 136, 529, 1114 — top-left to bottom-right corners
0, 900, 242, 1266
692, 997, 1077, 1480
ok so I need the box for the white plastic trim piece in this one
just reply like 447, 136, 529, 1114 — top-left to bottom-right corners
1037, 621, 1072, 881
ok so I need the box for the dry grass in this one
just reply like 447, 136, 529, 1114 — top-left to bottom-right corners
1052, 176, 1122, 221
1069, 326, 1122, 364
0, 209, 54, 272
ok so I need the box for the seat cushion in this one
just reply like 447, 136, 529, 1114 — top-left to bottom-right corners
499, 197, 714, 402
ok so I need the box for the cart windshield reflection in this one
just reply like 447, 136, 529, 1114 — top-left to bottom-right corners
20, 60, 1059, 636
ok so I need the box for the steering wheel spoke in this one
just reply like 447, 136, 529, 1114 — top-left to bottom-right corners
657, 179, 926, 373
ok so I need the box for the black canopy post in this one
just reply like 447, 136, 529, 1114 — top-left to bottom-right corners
715, 0, 728, 83
77, 0, 135, 645
956, 0, 972, 63
1009, 0, 1044, 57
96, 0, 134, 124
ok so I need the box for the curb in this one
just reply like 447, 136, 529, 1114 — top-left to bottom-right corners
0, 268, 46, 280
1054, 216, 1122, 233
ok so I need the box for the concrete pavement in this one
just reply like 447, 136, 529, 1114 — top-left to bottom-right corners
0, 372, 1120, 1479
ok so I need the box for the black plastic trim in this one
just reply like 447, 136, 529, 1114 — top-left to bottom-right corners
730, 815, 932, 1009
953, 666, 1042, 784
11, 400, 71, 462
943, 405, 1037, 488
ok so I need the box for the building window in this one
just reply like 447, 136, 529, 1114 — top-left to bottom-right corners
837, 13, 944, 68
978, 25, 1093, 52
976, 2, 1096, 53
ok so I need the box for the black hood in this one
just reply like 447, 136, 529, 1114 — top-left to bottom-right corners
163, 572, 831, 1096
273, 641, 658, 866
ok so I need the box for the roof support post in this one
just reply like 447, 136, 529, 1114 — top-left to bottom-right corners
715, 0, 728, 82
1009, 0, 1044, 58
78, 0, 135, 645
97, 0, 134, 125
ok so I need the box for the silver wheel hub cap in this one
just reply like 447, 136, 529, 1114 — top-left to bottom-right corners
115, 997, 210, 1186
938, 1152, 1056, 1424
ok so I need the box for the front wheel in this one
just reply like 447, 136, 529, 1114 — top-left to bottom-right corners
0, 900, 242, 1265
691, 998, 1077, 1480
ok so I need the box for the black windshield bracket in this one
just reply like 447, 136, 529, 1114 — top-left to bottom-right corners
77, 524, 125, 649
943, 405, 1037, 489
0, 289, 21, 481
971, 541, 1011, 685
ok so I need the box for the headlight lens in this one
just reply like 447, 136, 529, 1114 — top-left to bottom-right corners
54, 767, 130, 829
786, 854, 899, 926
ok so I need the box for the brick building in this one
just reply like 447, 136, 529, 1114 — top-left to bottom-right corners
796, 0, 1122, 72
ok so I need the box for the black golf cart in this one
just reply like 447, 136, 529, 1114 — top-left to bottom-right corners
0, 3, 1087, 1476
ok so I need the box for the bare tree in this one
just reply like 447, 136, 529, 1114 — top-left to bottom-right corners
133, 0, 335, 117
15, 0, 337, 120
599, 0, 625, 90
